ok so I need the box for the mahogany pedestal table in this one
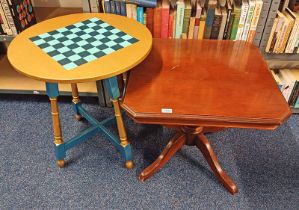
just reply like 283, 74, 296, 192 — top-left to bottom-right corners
7, 13, 152, 168
121, 39, 291, 194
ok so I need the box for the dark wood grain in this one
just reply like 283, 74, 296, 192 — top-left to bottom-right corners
123, 39, 291, 194
122, 39, 291, 129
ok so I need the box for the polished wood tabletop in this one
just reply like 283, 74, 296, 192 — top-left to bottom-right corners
122, 39, 291, 130
7, 13, 152, 83
122, 39, 291, 194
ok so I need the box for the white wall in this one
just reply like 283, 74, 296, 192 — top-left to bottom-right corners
32, 0, 82, 7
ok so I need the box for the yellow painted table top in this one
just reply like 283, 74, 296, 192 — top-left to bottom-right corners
7, 13, 152, 83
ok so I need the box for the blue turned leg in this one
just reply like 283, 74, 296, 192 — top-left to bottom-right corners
104, 77, 134, 169
71, 83, 83, 121
46, 82, 66, 168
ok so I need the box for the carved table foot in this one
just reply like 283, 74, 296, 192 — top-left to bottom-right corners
139, 126, 238, 194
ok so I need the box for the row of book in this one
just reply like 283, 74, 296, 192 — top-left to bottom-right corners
0, 0, 36, 36
88, 0, 264, 41
266, 1, 299, 54
271, 69, 299, 108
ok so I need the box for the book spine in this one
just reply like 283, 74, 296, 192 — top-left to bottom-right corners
204, 5, 215, 39
218, 10, 227, 40
247, 0, 263, 43
230, 9, 241, 40
146, 8, 154, 35
236, 2, 249, 40
274, 18, 288, 53
131, 4, 137, 20
193, 6, 202, 39
278, 19, 295, 53
126, 3, 132, 18
82, 0, 91, 12
120, 0, 127, 16
241, 1, 255, 41
153, 6, 161, 38
1, 0, 16, 35
110, 0, 116, 14
226, 13, 235, 39
188, 17, 195, 39
269, 17, 285, 53
223, 9, 232, 39
265, 17, 279, 52
182, 7, 191, 34
137, 6, 144, 23
289, 81, 299, 107
285, 21, 299, 53
161, 6, 169, 38
90, 0, 100, 12
210, 12, 222, 39
198, 15, 206, 39
0, 4, 9, 35
175, 2, 185, 39
104, 0, 112, 13
115, 0, 121, 15
294, 91, 299, 108
126, 0, 157, 8
168, 12, 174, 38
0, 13, 5, 35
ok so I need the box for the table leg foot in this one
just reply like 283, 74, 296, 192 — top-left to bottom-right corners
75, 114, 83, 121
196, 132, 238, 194
56, 160, 65, 168
139, 134, 186, 182
125, 160, 134, 169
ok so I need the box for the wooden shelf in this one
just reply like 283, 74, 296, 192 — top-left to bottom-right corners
0, 55, 97, 96
264, 53, 299, 69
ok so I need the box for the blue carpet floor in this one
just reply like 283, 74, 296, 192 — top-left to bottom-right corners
0, 94, 298, 209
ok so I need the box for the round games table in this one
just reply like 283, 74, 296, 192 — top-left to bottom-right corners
8, 13, 152, 168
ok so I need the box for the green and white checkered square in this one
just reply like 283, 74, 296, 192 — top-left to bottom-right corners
30, 17, 139, 70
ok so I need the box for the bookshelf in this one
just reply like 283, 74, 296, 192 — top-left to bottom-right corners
259, 0, 299, 69
0, 6, 98, 96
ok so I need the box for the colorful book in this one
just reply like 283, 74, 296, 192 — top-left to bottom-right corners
120, 0, 127, 16
193, 1, 202, 39
218, 6, 228, 39
168, 1, 176, 38
188, 17, 195, 39
0, 3, 11, 35
125, 0, 157, 8
161, 0, 170, 38
198, 9, 206, 39
104, 0, 112, 13
137, 7, 144, 23
247, 0, 263, 43
204, 0, 217, 39
175, 0, 185, 39
235, 0, 249, 40
276, 10, 295, 53
285, 10, 299, 53
273, 12, 290, 53
265, 17, 279, 53
241, 0, 255, 41
223, 0, 233, 39
146, 8, 154, 35
1, 0, 17, 35
153, 1, 162, 38
9, 0, 36, 34
230, 0, 241, 40
114, 0, 122, 15
182, 0, 192, 34
210, 6, 223, 39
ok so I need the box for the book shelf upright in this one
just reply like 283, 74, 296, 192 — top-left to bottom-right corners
259, 0, 299, 69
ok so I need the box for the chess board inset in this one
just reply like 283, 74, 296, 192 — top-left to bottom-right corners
30, 17, 139, 70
